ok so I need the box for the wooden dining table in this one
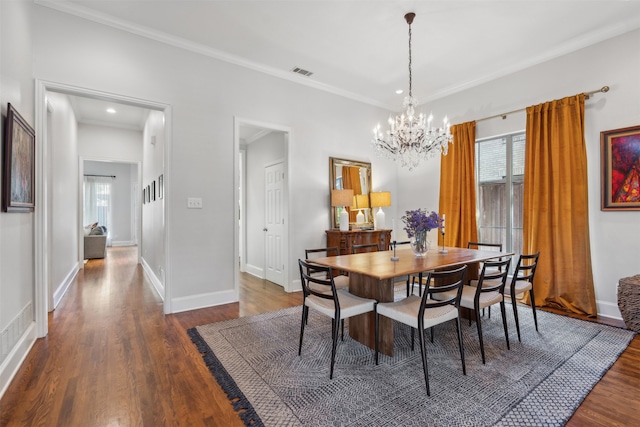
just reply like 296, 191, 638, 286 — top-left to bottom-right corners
310, 246, 513, 356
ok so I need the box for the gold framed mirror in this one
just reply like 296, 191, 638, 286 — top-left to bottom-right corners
329, 157, 372, 229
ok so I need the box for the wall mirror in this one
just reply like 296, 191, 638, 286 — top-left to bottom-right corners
329, 157, 372, 229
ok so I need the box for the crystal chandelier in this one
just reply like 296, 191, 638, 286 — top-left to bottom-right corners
372, 12, 452, 171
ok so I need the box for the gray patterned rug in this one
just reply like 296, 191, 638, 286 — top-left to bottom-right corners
188, 305, 634, 427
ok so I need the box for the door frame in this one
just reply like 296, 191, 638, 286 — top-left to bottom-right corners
34, 79, 173, 337
234, 117, 292, 294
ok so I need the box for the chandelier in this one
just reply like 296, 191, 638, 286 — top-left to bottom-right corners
372, 12, 452, 171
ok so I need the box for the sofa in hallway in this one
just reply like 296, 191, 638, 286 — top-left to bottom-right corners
84, 225, 107, 259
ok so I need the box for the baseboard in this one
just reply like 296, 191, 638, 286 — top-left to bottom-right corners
171, 289, 238, 314
0, 321, 37, 400
245, 263, 264, 279
52, 262, 80, 309
290, 278, 302, 293
597, 299, 622, 320
141, 258, 164, 301
111, 241, 136, 247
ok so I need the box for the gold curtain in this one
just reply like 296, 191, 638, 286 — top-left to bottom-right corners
439, 121, 478, 247
342, 166, 363, 222
524, 94, 597, 315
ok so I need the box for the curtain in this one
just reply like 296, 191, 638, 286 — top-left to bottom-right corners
524, 94, 597, 315
342, 166, 363, 222
438, 121, 478, 248
84, 176, 113, 246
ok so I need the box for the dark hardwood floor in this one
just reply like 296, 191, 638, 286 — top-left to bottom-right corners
0, 246, 638, 426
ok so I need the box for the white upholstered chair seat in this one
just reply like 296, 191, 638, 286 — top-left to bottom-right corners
440, 286, 503, 310
305, 289, 375, 320
377, 296, 458, 330
505, 278, 533, 295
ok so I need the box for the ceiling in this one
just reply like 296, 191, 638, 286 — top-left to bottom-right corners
44, 0, 640, 127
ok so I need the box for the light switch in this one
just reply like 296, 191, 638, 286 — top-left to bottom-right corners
187, 197, 203, 209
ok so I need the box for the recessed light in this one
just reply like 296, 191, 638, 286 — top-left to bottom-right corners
106, 108, 116, 114
395, 89, 404, 95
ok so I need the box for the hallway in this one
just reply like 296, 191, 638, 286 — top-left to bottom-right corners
0, 247, 299, 426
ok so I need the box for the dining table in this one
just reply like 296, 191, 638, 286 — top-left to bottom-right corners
310, 245, 513, 356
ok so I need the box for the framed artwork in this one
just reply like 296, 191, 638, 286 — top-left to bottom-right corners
159, 174, 163, 199
152, 180, 156, 201
3, 104, 35, 212
601, 125, 640, 210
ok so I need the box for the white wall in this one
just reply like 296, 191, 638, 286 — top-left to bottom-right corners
141, 110, 165, 298
46, 92, 79, 310
84, 160, 136, 245
0, 0, 37, 398
78, 123, 142, 162
32, 5, 395, 311
245, 131, 286, 277
396, 28, 640, 318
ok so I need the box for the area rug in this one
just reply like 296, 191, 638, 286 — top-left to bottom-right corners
188, 305, 635, 427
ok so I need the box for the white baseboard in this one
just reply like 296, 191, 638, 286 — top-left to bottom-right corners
597, 299, 622, 320
171, 289, 238, 313
245, 263, 264, 279
52, 262, 80, 309
290, 278, 302, 293
0, 322, 37, 400
141, 258, 164, 301
111, 241, 136, 247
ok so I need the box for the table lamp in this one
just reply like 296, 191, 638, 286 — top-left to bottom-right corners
331, 189, 354, 231
353, 194, 370, 224
370, 191, 391, 230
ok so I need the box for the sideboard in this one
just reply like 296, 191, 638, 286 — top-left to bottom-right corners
325, 229, 392, 255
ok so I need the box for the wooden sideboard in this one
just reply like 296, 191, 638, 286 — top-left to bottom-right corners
326, 229, 392, 255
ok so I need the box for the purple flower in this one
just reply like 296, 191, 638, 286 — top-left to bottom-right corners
401, 209, 442, 238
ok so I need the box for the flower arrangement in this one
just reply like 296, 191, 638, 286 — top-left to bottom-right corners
401, 209, 443, 238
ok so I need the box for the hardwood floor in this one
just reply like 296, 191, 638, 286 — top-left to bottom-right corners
0, 246, 638, 426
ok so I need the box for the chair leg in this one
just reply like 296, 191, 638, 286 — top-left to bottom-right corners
298, 305, 308, 356
455, 316, 466, 375
330, 318, 340, 379
475, 306, 486, 364
511, 290, 522, 342
500, 301, 510, 350
430, 326, 434, 343
530, 287, 539, 332
375, 313, 379, 365
417, 320, 430, 396
341, 319, 345, 341
411, 327, 415, 351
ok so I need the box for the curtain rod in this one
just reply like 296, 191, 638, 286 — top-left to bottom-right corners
475, 86, 609, 123
84, 174, 116, 178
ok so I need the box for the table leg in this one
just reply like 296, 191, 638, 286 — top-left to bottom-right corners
348, 273, 395, 356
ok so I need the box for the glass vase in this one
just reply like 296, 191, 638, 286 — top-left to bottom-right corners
410, 230, 430, 257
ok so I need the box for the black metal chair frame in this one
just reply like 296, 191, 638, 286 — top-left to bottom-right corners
375, 265, 468, 395
504, 252, 540, 342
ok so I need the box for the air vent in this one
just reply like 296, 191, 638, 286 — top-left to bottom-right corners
291, 67, 313, 77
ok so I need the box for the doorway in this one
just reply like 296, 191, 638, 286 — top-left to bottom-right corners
35, 79, 172, 337
235, 118, 291, 295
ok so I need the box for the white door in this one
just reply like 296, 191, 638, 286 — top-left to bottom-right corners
265, 162, 284, 286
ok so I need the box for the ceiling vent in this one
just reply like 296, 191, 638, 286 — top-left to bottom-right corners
291, 67, 313, 77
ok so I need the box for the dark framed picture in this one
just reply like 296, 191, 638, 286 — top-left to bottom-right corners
159, 174, 163, 199
3, 103, 35, 212
601, 125, 640, 210
152, 180, 156, 201
142, 187, 146, 204
146, 184, 150, 203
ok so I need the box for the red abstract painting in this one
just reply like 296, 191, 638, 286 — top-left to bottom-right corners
602, 126, 640, 210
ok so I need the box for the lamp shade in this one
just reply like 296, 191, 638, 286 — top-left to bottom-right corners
354, 194, 370, 209
370, 191, 391, 208
331, 189, 354, 207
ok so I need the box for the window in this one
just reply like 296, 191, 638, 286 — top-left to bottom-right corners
475, 132, 525, 264
84, 176, 113, 245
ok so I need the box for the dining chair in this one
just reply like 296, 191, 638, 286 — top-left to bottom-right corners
375, 265, 468, 396
298, 259, 377, 379
305, 247, 349, 290
503, 252, 540, 342
467, 241, 504, 317
441, 258, 512, 364
392, 240, 412, 299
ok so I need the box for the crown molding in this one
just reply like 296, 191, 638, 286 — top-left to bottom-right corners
35, 0, 394, 111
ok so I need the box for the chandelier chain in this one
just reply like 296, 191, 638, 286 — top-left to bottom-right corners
408, 22, 412, 97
